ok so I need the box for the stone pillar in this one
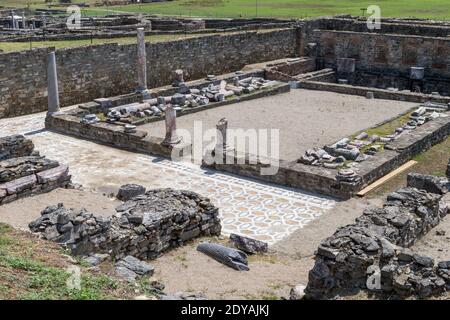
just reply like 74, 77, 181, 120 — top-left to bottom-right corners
47, 52, 60, 115
215, 118, 231, 153
162, 105, 181, 146
22, 13, 26, 29
10, 11, 16, 30
41, 13, 46, 28
136, 28, 148, 95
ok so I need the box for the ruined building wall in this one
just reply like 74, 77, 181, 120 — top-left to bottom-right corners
0, 29, 296, 118
313, 30, 450, 93
308, 17, 450, 37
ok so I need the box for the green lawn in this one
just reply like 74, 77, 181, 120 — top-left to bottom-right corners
4, 0, 450, 20
0, 33, 212, 53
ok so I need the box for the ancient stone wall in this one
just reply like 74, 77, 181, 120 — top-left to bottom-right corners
0, 29, 296, 118
305, 174, 450, 299
308, 17, 450, 37
29, 189, 222, 260
313, 30, 450, 82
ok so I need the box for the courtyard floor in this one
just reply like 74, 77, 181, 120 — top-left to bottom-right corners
141, 89, 417, 161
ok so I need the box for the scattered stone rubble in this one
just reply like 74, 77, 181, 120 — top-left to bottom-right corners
298, 103, 448, 176
103, 75, 279, 123
0, 135, 71, 205
114, 255, 154, 282
29, 188, 221, 260
304, 172, 450, 299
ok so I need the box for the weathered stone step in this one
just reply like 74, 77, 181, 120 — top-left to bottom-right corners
0, 156, 59, 183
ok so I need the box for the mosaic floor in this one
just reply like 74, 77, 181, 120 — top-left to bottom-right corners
0, 111, 336, 244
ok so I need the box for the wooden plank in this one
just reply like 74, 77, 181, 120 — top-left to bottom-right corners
357, 160, 418, 197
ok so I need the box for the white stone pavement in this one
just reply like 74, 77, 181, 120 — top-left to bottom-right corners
0, 111, 336, 244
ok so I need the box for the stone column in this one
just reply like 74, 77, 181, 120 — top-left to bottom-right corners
22, 13, 26, 29
136, 28, 148, 94
10, 11, 16, 30
41, 13, 46, 28
215, 118, 231, 153
47, 52, 60, 115
162, 105, 181, 146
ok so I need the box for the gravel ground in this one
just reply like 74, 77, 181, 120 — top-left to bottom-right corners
141, 89, 416, 161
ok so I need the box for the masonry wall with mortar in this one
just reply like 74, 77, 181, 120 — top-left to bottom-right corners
307, 17, 450, 37
313, 30, 450, 90
0, 29, 296, 119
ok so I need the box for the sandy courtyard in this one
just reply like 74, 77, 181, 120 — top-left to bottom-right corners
141, 89, 417, 161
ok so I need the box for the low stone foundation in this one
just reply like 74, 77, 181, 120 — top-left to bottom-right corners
0, 135, 71, 205
300, 80, 450, 104
305, 173, 450, 299
29, 188, 221, 260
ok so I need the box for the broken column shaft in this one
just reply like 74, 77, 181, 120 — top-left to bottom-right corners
215, 117, 231, 153
162, 105, 181, 146
47, 52, 60, 115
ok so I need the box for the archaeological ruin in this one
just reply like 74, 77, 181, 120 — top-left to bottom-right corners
0, 9, 450, 302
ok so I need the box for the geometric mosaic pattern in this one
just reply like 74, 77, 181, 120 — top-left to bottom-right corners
0, 111, 336, 244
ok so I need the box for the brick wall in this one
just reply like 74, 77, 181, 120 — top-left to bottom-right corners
0, 29, 296, 118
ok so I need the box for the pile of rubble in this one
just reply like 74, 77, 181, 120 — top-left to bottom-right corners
298, 103, 448, 170
98, 76, 279, 123
304, 172, 450, 299
29, 188, 222, 260
0, 135, 71, 205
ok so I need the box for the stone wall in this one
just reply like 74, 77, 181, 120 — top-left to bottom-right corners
29, 188, 221, 260
313, 30, 450, 82
0, 134, 34, 160
307, 17, 450, 38
0, 29, 296, 118
305, 174, 450, 299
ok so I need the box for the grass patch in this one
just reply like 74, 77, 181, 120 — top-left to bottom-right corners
4, 0, 450, 19
351, 110, 414, 140
369, 135, 450, 197
0, 222, 135, 300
